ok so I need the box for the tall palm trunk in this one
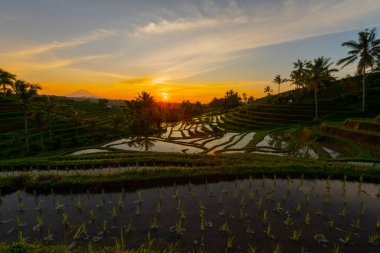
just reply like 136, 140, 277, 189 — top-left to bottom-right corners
314, 83, 318, 120
48, 111, 52, 138
3, 84, 6, 94
278, 84, 280, 94
24, 105, 29, 153
40, 131, 44, 149
362, 67, 366, 113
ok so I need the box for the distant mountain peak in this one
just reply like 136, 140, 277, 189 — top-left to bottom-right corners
65, 89, 99, 98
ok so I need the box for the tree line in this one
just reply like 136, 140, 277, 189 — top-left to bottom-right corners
264, 28, 380, 119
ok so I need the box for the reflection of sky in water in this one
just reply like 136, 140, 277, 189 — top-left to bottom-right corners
0, 178, 378, 252
112, 140, 203, 153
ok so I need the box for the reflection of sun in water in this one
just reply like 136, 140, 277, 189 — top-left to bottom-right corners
162, 92, 168, 100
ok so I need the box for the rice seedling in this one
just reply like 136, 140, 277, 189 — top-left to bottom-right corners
257, 197, 263, 210
170, 218, 185, 236
273, 243, 282, 253
200, 216, 205, 232
249, 190, 255, 200
368, 232, 379, 245
135, 203, 141, 215
96, 198, 104, 209
339, 233, 351, 244
284, 214, 294, 228
316, 207, 324, 216
225, 235, 234, 252
305, 211, 311, 225
349, 217, 360, 231
33, 215, 44, 232
218, 207, 226, 217
295, 200, 301, 213
43, 227, 53, 242
73, 223, 89, 240
18, 201, 24, 212
150, 216, 159, 231
274, 201, 283, 213
264, 223, 275, 239
89, 209, 95, 224
332, 244, 342, 253
338, 206, 348, 217
55, 199, 65, 210
219, 221, 231, 234
125, 219, 134, 234
314, 233, 329, 245
112, 206, 117, 221
376, 218, 380, 230
62, 213, 68, 228
324, 218, 335, 229
265, 192, 274, 202
287, 176, 292, 191
118, 195, 123, 208
135, 190, 144, 204
102, 220, 108, 234
360, 205, 366, 216
247, 244, 256, 253
246, 223, 255, 235
36, 200, 42, 212
290, 229, 302, 241
75, 197, 82, 212
262, 210, 268, 223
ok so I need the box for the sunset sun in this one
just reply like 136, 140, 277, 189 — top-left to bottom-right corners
162, 92, 169, 101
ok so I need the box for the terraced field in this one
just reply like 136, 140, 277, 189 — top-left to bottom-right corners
73, 112, 380, 162
0, 96, 124, 158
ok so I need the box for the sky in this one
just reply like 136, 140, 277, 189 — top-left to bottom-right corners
1, 0, 380, 102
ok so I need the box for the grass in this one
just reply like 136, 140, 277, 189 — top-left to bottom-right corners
0, 153, 379, 194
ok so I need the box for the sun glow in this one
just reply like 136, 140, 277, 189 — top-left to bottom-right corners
162, 92, 169, 100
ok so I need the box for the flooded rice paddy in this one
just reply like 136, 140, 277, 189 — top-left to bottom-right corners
0, 177, 379, 252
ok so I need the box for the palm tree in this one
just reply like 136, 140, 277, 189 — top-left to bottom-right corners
290, 59, 309, 90
69, 110, 82, 138
272, 75, 288, 94
337, 28, 380, 112
136, 91, 155, 108
305, 57, 338, 120
0, 69, 16, 94
44, 96, 60, 138
242, 92, 247, 103
264, 85, 272, 96
84, 117, 99, 133
135, 91, 155, 132
111, 113, 124, 132
13, 80, 41, 152
34, 111, 48, 149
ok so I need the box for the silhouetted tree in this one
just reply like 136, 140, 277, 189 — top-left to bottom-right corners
34, 111, 48, 149
290, 59, 309, 90
264, 86, 273, 96
13, 80, 41, 152
337, 28, 380, 112
305, 57, 337, 120
272, 75, 288, 94
0, 69, 16, 94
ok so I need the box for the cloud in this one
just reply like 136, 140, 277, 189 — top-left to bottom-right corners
135, 17, 247, 35
7, 29, 116, 57
134, 0, 380, 82
9, 54, 112, 72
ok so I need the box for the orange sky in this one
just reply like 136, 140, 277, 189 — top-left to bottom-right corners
1, 0, 376, 103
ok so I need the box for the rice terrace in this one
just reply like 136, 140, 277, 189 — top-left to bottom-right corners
1, 1, 380, 253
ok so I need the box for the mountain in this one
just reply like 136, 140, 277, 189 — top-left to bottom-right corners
65, 89, 99, 98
